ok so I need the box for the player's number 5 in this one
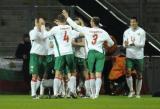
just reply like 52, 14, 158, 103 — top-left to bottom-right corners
92, 34, 98, 45
63, 31, 69, 42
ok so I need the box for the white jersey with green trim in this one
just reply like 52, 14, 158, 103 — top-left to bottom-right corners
29, 27, 47, 55
42, 25, 79, 57
123, 27, 146, 59
45, 35, 54, 55
67, 17, 114, 54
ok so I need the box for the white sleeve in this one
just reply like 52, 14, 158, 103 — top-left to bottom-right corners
41, 25, 56, 39
134, 30, 146, 48
67, 17, 85, 34
71, 30, 80, 39
29, 29, 39, 40
105, 32, 114, 47
123, 31, 127, 47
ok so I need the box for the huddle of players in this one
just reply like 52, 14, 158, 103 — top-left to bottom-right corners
29, 10, 146, 99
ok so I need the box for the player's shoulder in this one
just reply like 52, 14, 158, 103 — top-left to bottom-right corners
51, 25, 59, 30
124, 27, 131, 35
58, 25, 72, 30
29, 29, 35, 36
89, 27, 103, 31
29, 29, 34, 33
98, 28, 109, 35
138, 27, 146, 33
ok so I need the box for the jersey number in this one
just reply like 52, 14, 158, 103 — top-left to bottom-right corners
92, 34, 98, 45
63, 31, 69, 42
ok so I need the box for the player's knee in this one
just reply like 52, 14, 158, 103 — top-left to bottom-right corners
136, 73, 143, 80
31, 76, 37, 82
90, 73, 95, 79
126, 69, 132, 77
84, 73, 90, 80
55, 70, 61, 77
70, 71, 77, 76
37, 76, 42, 81
70, 69, 76, 74
96, 72, 102, 78
126, 72, 131, 77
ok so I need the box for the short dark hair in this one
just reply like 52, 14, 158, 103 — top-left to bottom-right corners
92, 17, 100, 26
130, 16, 138, 22
57, 14, 66, 23
45, 22, 52, 29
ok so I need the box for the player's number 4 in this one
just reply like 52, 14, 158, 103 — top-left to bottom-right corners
92, 34, 98, 45
63, 31, 69, 42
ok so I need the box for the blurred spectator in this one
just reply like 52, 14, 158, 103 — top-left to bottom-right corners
15, 34, 31, 92
15, 34, 31, 59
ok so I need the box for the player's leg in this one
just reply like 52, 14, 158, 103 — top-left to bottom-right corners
126, 58, 135, 97
58, 74, 66, 97
135, 59, 144, 98
84, 59, 91, 97
76, 57, 86, 97
53, 56, 64, 98
66, 54, 77, 98
37, 56, 47, 97
94, 52, 105, 99
66, 71, 71, 98
40, 55, 54, 97
29, 54, 39, 99
88, 50, 96, 99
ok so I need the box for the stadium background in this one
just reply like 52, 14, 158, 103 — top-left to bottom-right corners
0, 0, 160, 96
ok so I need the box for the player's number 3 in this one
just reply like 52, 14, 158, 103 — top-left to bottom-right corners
92, 34, 98, 45
63, 31, 69, 42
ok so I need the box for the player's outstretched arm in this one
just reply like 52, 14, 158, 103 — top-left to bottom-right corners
62, 10, 85, 33
40, 23, 56, 39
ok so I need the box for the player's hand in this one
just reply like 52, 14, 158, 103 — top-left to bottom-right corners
131, 37, 135, 44
39, 18, 45, 26
124, 39, 129, 47
78, 17, 84, 26
62, 10, 69, 19
54, 19, 59, 25
35, 18, 38, 27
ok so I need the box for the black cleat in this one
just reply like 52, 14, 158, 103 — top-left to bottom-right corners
51, 95, 58, 99
32, 95, 39, 99
70, 92, 77, 99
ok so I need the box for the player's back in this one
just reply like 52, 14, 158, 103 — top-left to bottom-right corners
52, 25, 75, 56
85, 27, 109, 53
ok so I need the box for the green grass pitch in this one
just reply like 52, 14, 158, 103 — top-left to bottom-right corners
0, 95, 160, 109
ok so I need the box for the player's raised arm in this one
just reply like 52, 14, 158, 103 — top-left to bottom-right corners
62, 10, 85, 33
29, 18, 43, 40
41, 25, 56, 39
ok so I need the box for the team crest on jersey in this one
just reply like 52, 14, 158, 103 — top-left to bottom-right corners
137, 33, 140, 36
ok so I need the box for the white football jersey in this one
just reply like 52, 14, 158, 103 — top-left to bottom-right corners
123, 27, 146, 59
42, 25, 79, 57
45, 35, 54, 55
67, 17, 114, 54
29, 27, 47, 55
